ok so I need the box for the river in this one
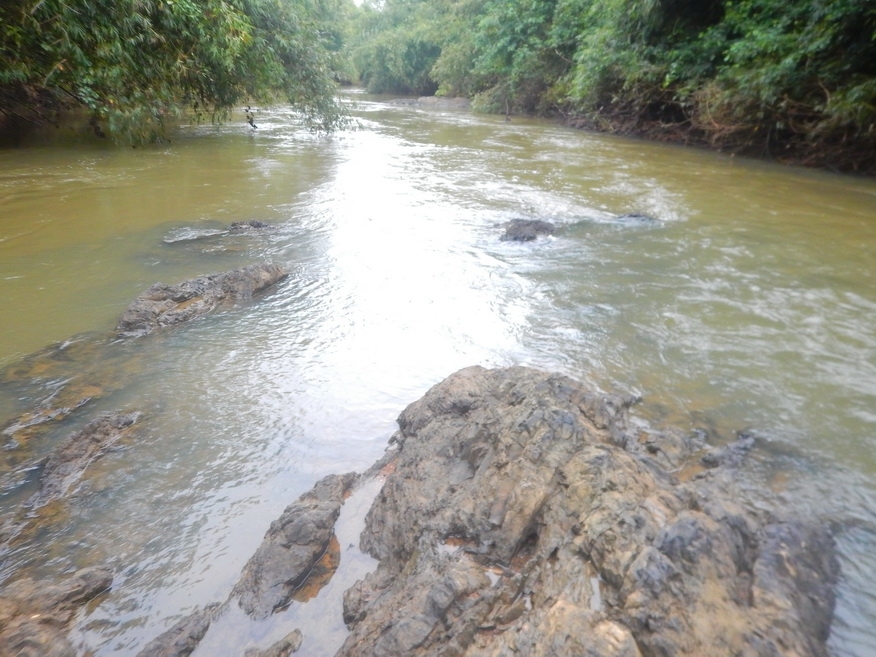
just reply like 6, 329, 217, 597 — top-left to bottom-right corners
1, 91, 875, 656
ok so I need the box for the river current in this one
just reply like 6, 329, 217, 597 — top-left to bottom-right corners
1, 92, 875, 656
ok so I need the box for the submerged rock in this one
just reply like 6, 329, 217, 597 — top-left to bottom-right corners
0, 566, 113, 657
30, 411, 141, 508
135, 604, 221, 657
232, 472, 358, 619
1, 411, 142, 546
163, 220, 271, 244
338, 366, 839, 657
244, 630, 303, 657
616, 213, 659, 225
500, 219, 556, 241
117, 264, 288, 337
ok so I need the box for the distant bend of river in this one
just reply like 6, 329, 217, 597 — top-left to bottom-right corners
1, 91, 875, 656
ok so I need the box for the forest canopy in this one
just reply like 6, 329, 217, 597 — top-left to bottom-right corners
0, 0, 354, 142
349, 0, 876, 171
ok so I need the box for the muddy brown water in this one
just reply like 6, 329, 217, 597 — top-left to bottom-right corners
1, 91, 875, 656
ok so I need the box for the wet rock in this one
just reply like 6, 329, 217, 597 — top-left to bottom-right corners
1, 394, 94, 446
338, 366, 839, 657
500, 219, 556, 242
1, 411, 142, 547
1, 336, 143, 449
30, 411, 141, 508
117, 264, 288, 337
232, 472, 358, 619
229, 220, 270, 233
0, 566, 113, 657
243, 630, 303, 657
135, 604, 221, 657
701, 431, 757, 468
163, 221, 271, 244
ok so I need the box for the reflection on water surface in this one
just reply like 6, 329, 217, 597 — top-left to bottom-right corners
1, 94, 875, 656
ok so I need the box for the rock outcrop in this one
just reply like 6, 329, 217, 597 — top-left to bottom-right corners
500, 219, 556, 241
232, 472, 358, 619
337, 366, 839, 657
117, 264, 288, 337
0, 567, 113, 657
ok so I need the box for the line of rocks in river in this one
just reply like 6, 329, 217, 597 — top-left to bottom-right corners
133, 366, 839, 657
0, 263, 291, 654
0, 255, 839, 655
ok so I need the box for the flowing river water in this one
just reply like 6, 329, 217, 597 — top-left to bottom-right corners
1, 92, 875, 656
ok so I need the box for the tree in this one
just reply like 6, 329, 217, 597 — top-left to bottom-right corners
351, 0, 876, 170
0, 0, 352, 142
349, 0, 443, 95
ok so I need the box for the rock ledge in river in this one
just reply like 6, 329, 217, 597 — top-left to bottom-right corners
117, 264, 288, 337
232, 472, 358, 619
0, 566, 113, 657
337, 365, 839, 657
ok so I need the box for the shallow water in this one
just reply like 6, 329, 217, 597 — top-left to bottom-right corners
1, 92, 875, 655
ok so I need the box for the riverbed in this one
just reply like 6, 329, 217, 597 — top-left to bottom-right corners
1, 91, 875, 656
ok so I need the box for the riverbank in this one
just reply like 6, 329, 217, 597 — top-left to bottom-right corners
560, 109, 876, 176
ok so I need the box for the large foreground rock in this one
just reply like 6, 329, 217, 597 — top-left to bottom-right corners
0, 567, 113, 657
117, 264, 288, 337
338, 366, 839, 657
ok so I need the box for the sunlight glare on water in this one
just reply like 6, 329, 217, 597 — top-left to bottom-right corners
0, 94, 875, 656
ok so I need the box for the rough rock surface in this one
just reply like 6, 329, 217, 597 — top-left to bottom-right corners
338, 366, 839, 657
232, 472, 358, 619
117, 264, 288, 337
0, 566, 113, 657
135, 604, 221, 657
30, 411, 141, 508
500, 219, 556, 241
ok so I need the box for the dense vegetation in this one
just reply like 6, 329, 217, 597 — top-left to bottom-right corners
0, 0, 354, 142
350, 0, 876, 172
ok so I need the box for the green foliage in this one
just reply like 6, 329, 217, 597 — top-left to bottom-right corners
350, 0, 876, 169
0, 0, 353, 142
349, 0, 443, 95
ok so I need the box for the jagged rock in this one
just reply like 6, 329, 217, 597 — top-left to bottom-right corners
338, 366, 839, 657
29, 411, 141, 508
0, 566, 113, 657
500, 219, 556, 241
243, 630, 303, 657
232, 472, 358, 619
117, 264, 288, 337
135, 604, 221, 657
